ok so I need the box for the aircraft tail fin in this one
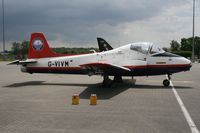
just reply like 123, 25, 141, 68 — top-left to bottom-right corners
97, 37, 113, 52
28, 33, 62, 59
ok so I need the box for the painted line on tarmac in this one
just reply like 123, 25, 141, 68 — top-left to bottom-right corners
147, 80, 193, 83
170, 80, 199, 133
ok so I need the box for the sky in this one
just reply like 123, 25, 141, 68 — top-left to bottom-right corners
0, 0, 200, 50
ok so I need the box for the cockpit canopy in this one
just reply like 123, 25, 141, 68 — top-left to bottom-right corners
130, 42, 165, 55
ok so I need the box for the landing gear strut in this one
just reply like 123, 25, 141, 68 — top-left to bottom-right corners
102, 75, 112, 87
167, 74, 171, 80
163, 74, 171, 87
102, 75, 123, 87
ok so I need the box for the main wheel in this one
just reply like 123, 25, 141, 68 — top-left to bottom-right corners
102, 75, 113, 87
113, 76, 123, 83
163, 79, 170, 87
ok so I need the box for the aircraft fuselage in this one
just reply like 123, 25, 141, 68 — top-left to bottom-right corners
23, 43, 191, 76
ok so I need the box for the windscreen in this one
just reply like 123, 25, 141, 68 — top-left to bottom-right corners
130, 43, 150, 54
149, 45, 165, 54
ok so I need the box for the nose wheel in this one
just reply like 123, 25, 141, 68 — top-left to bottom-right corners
163, 79, 170, 87
163, 74, 171, 87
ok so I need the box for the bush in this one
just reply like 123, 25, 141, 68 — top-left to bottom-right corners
171, 51, 192, 58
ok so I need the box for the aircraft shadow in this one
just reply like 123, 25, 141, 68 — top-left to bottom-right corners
4, 80, 193, 100
79, 83, 192, 100
4, 81, 131, 99
79, 83, 131, 99
4, 81, 92, 88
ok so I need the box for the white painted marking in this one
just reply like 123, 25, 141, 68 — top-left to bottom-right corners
147, 80, 193, 83
169, 77, 199, 133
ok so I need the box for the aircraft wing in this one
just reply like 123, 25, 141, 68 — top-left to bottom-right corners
80, 62, 131, 74
7, 59, 37, 65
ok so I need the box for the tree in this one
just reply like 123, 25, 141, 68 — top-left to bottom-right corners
11, 42, 21, 55
194, 36, 200, 59
170, 40, 180, 51
11, 41, 29, 59
180, 38, 192, 51
179, 37, 200, 58
21, 41, 29, 58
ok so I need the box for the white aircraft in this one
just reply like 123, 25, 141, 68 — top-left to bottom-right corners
8, 33, 192, 87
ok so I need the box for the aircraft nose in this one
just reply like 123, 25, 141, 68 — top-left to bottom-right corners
183, 57, 192, 67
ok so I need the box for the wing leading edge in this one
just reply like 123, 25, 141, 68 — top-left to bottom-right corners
7, 59, 37, 65
80, 62, 131, 72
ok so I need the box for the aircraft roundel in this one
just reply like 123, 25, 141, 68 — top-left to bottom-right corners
33, 39, 44, 51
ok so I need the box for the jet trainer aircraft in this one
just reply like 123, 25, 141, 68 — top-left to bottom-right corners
8, 33, 192, 87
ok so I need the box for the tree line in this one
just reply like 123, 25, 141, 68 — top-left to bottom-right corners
7, 36, 200, 60
10, 41, 99, 59
170, 36, 200, 58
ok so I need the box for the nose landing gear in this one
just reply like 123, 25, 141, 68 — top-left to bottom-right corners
163, 79, 170, 87
163, 74, 171, 87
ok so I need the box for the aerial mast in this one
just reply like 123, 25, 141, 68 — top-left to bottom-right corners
192, 0, 195, 62
2, 0, 5, 60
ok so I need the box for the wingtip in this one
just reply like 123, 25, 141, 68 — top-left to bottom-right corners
7, 60, 20, 65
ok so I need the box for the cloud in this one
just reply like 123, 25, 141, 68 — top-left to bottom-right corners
0, 0, 199, 49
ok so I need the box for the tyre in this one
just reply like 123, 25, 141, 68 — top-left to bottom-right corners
163, 79, 170, 87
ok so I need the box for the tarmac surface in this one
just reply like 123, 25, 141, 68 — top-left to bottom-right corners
0, 61, 200, 133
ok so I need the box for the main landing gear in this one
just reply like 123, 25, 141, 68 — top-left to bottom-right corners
102, 75, 113, 87
163, 74, 171, 87
102, 75, 123, 87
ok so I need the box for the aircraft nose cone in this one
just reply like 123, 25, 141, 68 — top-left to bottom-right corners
183, 57, 192, 67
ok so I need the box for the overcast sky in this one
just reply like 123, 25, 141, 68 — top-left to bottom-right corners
0, 0, 200, 49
